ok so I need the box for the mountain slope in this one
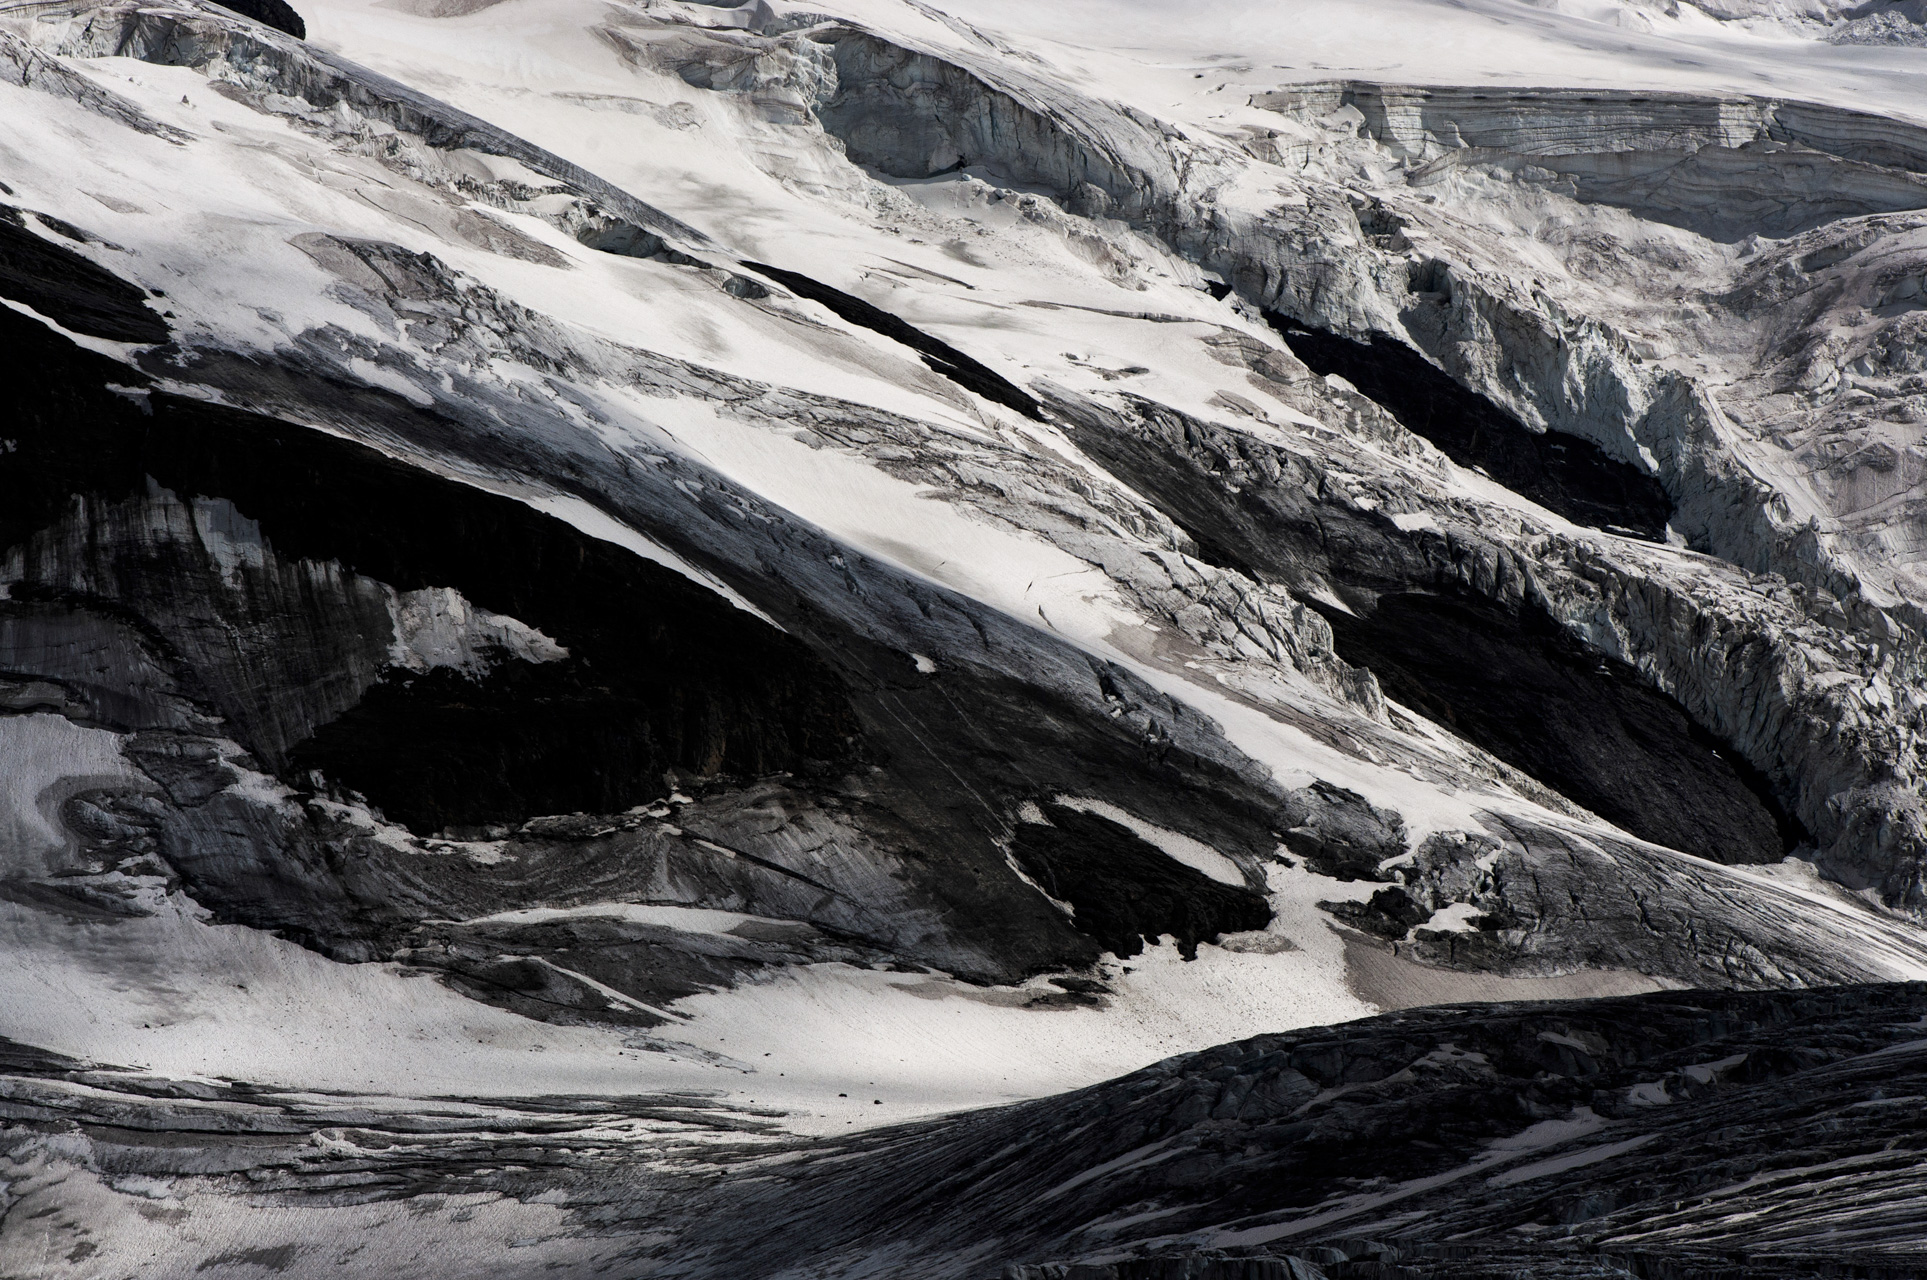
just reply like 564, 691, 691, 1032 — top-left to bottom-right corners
2, 0, 1927, 1274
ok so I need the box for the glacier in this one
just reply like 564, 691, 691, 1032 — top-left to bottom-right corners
1, 0, 1926, 1275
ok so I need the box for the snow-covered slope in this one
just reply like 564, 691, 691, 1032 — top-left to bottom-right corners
1, 0, 1925, 1274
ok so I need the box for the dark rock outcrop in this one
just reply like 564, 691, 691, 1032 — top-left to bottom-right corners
1050, 390, 1806, 868
1317, 590, 1806, 865
0, 284, 1291, 988
0, 303, 864, 831
210, 0, 302, 39
0, 204, 167, 342
1322, 885, 1432, 941
634, 983, 1927, 1277
1269, 320, 1673, 544
743, 259, 1043, 419
1010, 803, 1271, 959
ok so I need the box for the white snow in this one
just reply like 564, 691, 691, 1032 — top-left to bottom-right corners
1486, 1133, 1657, 1186
0, 716, 150, 876
1423, 901, 1487, 933
456, 902, 769, 936
1050, 795, 1246, 885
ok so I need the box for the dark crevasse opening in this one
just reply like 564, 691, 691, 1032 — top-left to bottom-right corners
742, 260, 1043, 420
1268, 318, 1674, 542
1315, 589, 1807, 864
211, 0, 306, 38
0, 302, 862, 834
1009, 803, 1270, 960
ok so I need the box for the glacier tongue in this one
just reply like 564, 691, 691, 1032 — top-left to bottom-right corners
2, 0, 1927, 1273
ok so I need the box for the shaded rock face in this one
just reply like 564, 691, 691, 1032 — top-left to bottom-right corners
208, 0, 301, 40
1384, 820, 1840, 983
1323, 885, 1433, 941
742, 259, 1043, 419
1052, 392, 1803, 867
1269, 320, 1674, 544
0, 299, 1313, 989
1277, 782, 1411, 883
0, 306, 864, 834
1317, 590, 1805, 865
0, 311, 975, 976
1010, 803, 1271, 960
0, 203, 167, 341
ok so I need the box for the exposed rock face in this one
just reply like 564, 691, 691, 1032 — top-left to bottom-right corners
1047, 384, 1920, 900
742, 258, 1044, 417
1318, 590, 1803, 866
1010, 803, 1272, 960
210, 0, 303, 39
0, 302, 1199, 984
1269, 322, 1675, 543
